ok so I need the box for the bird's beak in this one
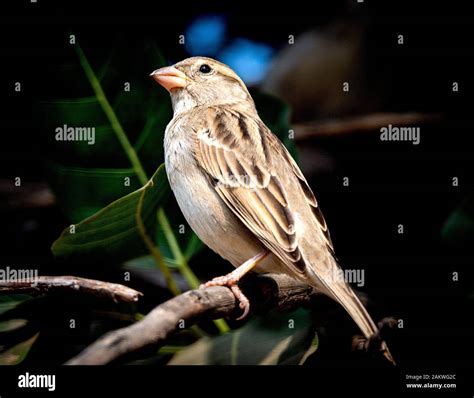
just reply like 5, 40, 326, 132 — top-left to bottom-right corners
150, 66, 188, 92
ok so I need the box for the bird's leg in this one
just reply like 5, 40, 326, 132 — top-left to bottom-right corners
200, 250, 269, 320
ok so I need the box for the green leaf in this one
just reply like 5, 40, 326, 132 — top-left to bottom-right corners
0, 319, 28, 333
0, 295, 38, 364
0, 333, 39, 365
0, 295, 33, 338
298, 334, 319, 365
52, 164, 170, 262
169, 309, 317, 365
124, 255, 179, 269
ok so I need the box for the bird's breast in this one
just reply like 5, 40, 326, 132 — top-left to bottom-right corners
163, 120, 261, 266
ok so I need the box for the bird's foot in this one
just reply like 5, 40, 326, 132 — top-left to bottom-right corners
200, 250, 269, 320
201, 272, 250, 320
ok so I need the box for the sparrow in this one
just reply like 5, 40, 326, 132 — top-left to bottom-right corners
151, 56, 394, 364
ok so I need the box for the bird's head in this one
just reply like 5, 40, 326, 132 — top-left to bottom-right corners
150, 57, 255, 114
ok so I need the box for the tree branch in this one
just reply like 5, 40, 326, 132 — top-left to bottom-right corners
65, 274, 325, 365
294, 112, 442, 140
0, 275, 142, 303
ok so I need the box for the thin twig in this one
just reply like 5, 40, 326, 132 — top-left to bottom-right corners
0, 276, 142, 303
65, 274, 322, 365
294, 112, 442, 140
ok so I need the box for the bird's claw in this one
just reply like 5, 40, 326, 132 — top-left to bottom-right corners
200, 275, 250, 320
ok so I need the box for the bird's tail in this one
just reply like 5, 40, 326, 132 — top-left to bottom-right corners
308, 264, 395, 365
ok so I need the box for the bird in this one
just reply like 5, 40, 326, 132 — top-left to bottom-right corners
150, 56, 394, 364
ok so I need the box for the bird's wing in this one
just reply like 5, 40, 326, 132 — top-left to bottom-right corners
194, 106, 334, 275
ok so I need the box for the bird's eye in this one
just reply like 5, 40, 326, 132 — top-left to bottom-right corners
199, 64, 212, 74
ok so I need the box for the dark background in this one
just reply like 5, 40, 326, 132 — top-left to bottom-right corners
0, 0, 472, 392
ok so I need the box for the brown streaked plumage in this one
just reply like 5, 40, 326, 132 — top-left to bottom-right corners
151, 56, 394, 364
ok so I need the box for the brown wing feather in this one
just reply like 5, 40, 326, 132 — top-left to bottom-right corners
195, 107, 331, 274
271, 135, 335, 256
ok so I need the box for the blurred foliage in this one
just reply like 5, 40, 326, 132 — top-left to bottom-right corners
0, 334, 39, 365
38, 39, 171, 223
169, 309, 317, 365
442, 194, 474, 248
0, 295, 37, 365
